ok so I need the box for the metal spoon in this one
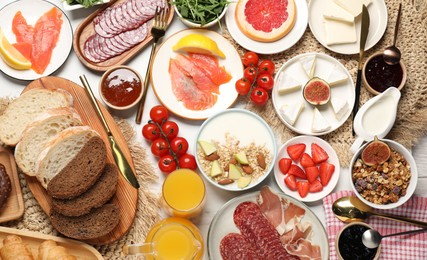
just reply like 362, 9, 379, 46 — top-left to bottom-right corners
362, 228, 427, 248
383, 3, 402, 65
332, 196, 427, 227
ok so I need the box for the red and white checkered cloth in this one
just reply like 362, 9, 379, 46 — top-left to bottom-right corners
323, 190, 427, 260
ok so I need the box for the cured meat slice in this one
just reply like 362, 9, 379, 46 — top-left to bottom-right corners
125, 0, 141, 20
187, 53, 232, 85
284, 239, 322, 260
108, 7, 125, 33
120, 24, 148, 45
220, 233, 261, 260
83, 38, 101, 63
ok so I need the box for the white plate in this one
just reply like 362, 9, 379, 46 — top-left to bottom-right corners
225, 1, 308, 54
272, 52, 355, 135
195, 109, 276, 191
151, 29, 242, 120
62, 0, 110, 11
207, 190, 330, 259
274, 135, 340, 202
0, 0, 73, 81
308, 0, 388, 55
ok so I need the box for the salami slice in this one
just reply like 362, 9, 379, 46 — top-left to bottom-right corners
120, 23, 148, 45
83, 37, 101, 63
108, 7, 125, 33
220, 233, 261, 260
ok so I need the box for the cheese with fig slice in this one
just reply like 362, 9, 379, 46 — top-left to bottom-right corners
312, 107, 331, 133
280, 100, 305, 125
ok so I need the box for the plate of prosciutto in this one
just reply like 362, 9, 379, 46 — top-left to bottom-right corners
208, 186, 329, 259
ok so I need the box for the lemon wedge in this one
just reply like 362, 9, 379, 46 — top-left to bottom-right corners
172, 34, 225, 58
0, 28, 31, 70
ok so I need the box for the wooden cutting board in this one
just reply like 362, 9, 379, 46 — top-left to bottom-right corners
23, 76, 138, 245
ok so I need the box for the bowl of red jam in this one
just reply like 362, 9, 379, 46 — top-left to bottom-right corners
336, 222, 380, 260
362, 52, 407, 95
99, 66, 143, 110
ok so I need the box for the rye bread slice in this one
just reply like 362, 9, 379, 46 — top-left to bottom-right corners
51, 163, 118, 217
50, 203, 120, 240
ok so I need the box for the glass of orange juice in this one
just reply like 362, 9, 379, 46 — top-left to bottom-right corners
162, 169, 206, 219
123, 217, 204, 259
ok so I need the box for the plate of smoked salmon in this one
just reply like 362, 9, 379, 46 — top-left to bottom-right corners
151, 29, 243, 120
0, 0, 72, 80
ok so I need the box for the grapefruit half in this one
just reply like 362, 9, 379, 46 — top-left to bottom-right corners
235, 0, 297, 43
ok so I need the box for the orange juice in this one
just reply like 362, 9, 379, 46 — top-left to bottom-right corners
162, 169, 206, 218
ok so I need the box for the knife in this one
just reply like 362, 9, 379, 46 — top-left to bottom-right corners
80, 75, 140, 189
352, 5, 370, 136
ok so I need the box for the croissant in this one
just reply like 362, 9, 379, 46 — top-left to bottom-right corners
0, 235, 35, 260
38, 240, 77, 260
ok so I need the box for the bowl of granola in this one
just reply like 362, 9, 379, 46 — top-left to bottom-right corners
349, 138, 418, 210
195, 109, 276, 191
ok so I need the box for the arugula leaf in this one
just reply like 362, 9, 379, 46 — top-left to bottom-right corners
65, 0, 104, 8
171, 0, 229, 25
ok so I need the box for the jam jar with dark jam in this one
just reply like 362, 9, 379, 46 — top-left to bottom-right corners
337, 223, 379, 260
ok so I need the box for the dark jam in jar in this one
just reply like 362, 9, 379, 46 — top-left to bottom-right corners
365, 55, 403, 93
102, 68, 142, 107
338, 224, 378, 260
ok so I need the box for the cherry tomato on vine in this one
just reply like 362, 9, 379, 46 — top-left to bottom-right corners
235, 78, 251, 95
142, 123, 160, 141
250, 87, 269, 106
256, 73, 274, 91
258, 60, 275, 75
243, 67, 257, 83
179, 154, 197, 170
151, 138, 169, 157
161, 121, 179, 140
242, 52, 259, 67
150, 105, 169, 124
158, 155, 177, 173
170, 137, 189, 157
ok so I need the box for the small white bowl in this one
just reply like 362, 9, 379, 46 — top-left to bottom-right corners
349, 139, 418, 210
174, 4, 228, 28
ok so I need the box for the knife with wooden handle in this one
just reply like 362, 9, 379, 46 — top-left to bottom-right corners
352, 5, 370, 136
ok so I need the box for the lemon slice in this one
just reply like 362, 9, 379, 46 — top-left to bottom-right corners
172, 34, 226, 58
0, 28, 31, 70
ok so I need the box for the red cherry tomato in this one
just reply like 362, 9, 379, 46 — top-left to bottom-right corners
151, 138, 169, 157
256, 73, 274, 91
158, 155, 177, 174
142, 123, 160, 141
235, 78, 251, 95
161, 121, 179, 140
250, 87, 269, 106
178, 153, 197, 170
150, 105, 169, 124
242, 52, 259, 67
170, 137, 189, 157
258, 60, 275, 75
243, 66, 257, 83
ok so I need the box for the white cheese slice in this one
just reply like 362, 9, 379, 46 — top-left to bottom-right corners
300, 55, 317, 79
324, 18, 357, 45
323, 0, 355, 23
333, 0, 372, 17
312, 107, 331, 133
330, 96, 349, 120
280, 100, 305, 125
277, 71, 302, 95
327, 64, 349, 86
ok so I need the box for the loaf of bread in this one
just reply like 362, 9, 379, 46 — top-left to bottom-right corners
0, 163, 11, 209
0, 235, 34, 260
50, 203, 120, 240
52, 163, 118, 217
0, 88, 73, 146
35, 126, 107, 199
38, 240, 77, 260
15, 107, 82, 176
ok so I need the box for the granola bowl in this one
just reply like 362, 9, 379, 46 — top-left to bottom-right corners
195, 109, 276, 191
349, 139, 418, 210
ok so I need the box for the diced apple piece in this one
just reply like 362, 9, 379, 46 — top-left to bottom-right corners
210, 160, 223, 177
198, 140, 217, 156
229, 164, 242, 180
237, 175, 252, 188
234, 151, 249, 165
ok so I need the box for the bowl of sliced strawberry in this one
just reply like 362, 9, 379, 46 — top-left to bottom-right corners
274, 135, 340, 202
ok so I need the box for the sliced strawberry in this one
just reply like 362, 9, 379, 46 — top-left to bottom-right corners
309, 179, 323, 193
284, 174, 297, 191
278, 158, 292, 175
300, 153, 315, 168
297, 181, 309, 198
288, 164, 306, 179
311, 143, 329, 164
319, 162, 335, 186
305, 166, 319, 183
287, 143, 306, 162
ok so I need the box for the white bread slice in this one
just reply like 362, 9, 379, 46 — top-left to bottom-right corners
14, 107, 83, 176
0, 88, 73, 146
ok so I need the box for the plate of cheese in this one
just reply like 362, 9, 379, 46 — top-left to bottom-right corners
271, 53, 354, 136
308, 0, 387, 55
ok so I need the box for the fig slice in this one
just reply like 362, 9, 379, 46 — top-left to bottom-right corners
303, 77, 331, 105
361, 136, 391, 166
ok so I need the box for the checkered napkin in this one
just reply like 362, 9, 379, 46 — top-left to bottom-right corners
323, 190, 427, 260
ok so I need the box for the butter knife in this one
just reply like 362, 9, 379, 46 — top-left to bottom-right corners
352, 5, 370, 136
80, 75, 140, 189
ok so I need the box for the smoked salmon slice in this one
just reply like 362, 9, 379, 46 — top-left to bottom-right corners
12, 11, 34, 44
188, 53, 232, 85
12, 42, 32, 61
